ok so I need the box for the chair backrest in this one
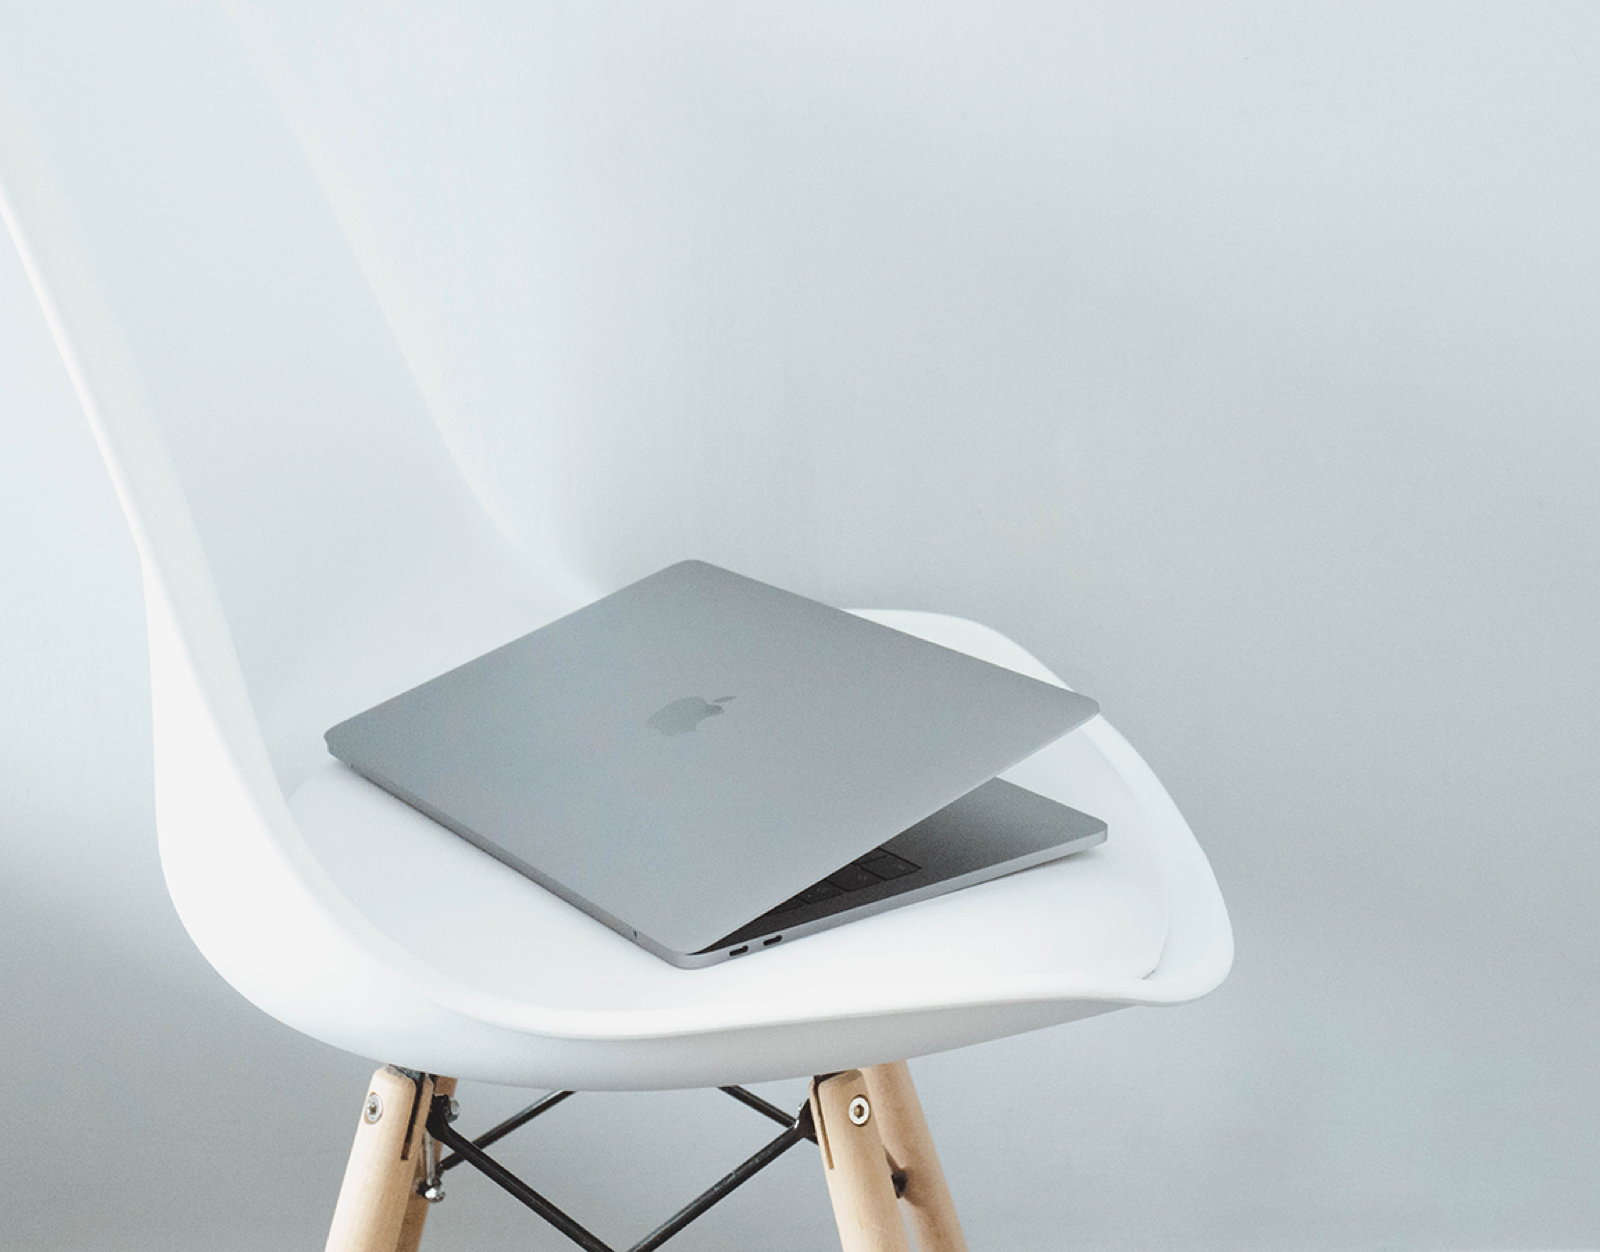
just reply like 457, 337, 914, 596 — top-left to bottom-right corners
0, 0, 578, 795
0, 0, 597, 1048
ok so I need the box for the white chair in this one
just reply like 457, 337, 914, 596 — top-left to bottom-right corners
0, 10, 1229, 1250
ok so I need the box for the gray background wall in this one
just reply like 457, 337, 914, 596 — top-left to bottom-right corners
2, 3, 1597, 1249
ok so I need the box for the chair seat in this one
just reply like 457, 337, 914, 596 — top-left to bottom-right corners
284, 609, 1218, 1089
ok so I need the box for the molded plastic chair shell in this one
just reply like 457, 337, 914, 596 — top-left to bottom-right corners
0, 5, 1230, 1090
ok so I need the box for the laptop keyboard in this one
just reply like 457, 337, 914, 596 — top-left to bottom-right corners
775, 847, 920, 912
710, 843, 926, 952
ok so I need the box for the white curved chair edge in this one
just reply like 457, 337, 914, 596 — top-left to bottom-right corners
1076, 714, 1233, 1002
0, 100, 517, 1052
2, 101, 1231, 1058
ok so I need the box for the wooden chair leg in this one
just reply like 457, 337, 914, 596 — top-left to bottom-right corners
326, 1067, 436, 1252
863, 1062, 968, 1252
811, 1071, 912, 1252
394, 1077, 456, 1252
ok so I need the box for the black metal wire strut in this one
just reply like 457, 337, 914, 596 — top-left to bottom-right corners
717, 1084, 798, 1128
423, 1088, 815, 1252
621, 1117, 810, 1252
436, 1089, 574, 1173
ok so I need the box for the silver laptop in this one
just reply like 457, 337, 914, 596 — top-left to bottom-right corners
325, 560, 1105, 967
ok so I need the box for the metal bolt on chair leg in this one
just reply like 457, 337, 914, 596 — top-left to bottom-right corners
419, 1129, 446, 1203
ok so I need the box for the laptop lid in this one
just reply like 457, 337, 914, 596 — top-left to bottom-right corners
325, 560, 1099, 956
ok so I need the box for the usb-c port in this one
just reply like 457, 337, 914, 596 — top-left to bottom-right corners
762, 935, 782, 947
729, 945, 749, 956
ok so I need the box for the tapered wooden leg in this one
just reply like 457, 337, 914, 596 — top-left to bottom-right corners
326, 1067, 436, 1252
811, 1071, 912, 1252
394, 1077, 456, 1252
863, 1062, 968, 1252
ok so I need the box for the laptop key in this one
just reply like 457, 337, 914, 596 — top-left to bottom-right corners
797, 880, 844, 905
825, 863, 881, 892
858, 851, 918, 880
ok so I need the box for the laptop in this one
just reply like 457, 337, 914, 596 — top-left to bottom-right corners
325, 560, 1106, 967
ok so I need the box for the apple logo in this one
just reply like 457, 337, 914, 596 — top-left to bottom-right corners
647, 695, 736, 736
